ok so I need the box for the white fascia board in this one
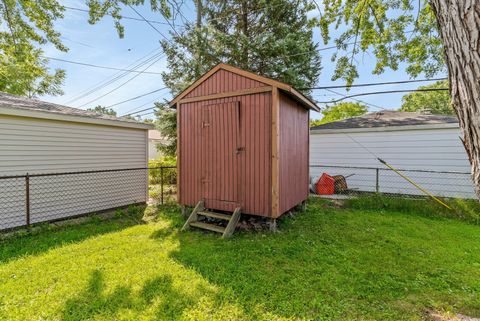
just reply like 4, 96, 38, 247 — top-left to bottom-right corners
0, 106, 155, 130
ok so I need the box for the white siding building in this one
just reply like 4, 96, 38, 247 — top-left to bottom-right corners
148, 130, 167, 160
310, 111, 476, 199
0, 92, 154, 230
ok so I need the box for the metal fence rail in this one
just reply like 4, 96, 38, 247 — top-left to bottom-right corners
0, 166, 177, 231
310, 164, 476, 199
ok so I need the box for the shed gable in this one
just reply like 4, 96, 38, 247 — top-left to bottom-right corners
184, 68, 267, 99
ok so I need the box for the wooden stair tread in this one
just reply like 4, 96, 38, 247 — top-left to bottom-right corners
190, 222, 226, 234
197, 211, 232, 220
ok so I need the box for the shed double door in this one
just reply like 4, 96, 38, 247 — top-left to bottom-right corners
201, 101, 241, 211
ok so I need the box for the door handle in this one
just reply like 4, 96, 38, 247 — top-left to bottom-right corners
236, 147, 245, 154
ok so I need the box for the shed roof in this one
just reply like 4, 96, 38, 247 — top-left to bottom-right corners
310, 110, 458, 131
0, 92, 153, 130
169, 63, 320, 111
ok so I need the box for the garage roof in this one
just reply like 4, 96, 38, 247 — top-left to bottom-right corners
0, 92, 153, 129
311, 111, 458, 131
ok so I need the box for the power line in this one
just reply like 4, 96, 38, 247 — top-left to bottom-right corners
323, 88, 385, 111
127, 5, 192, 65
45, 56, 163, 74
121, 105, 158, 117
105, 87, 168, 108
121, 94, 168, 115
128, 5, 171, 42
315, 88, 449, 104
135, 111, 156, 117
64, 6, 180, 27
303, 77, 447, 90
79, 53, 166, 108
63, 47, 163, 105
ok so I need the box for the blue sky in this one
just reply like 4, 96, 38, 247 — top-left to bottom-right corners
42, 1, 446, 120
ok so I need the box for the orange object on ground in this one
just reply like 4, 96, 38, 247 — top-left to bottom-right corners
316, 173, 335, 195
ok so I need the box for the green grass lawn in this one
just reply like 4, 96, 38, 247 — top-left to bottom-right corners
0, 198, 479, 320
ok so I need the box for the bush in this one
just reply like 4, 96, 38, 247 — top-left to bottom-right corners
148, 156, 177, 185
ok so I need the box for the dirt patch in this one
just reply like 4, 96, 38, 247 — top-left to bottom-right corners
425, 310, 480, 321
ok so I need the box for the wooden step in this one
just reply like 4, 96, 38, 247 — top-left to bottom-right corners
190, 221, 226, 234
197, 211, 232, 221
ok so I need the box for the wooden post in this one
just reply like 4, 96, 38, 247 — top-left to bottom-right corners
375, 168, 380, 193
271, 87, 280, 218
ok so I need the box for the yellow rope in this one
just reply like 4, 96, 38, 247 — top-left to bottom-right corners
378, 159, 452, 210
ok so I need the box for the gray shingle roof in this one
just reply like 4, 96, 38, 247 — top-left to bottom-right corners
0, 91, 141, 124
310, 110, 458, 130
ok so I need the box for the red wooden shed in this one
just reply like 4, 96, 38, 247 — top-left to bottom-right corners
170, 63, 319, 237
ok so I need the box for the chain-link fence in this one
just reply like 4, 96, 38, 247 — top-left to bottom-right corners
310, 165, 476, 199
0, 166, 177, 231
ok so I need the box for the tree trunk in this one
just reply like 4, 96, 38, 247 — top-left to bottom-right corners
429, 0, 480, 199
194, 0, 202, 77
196, 0, 202, 28
241, 0, 249, 67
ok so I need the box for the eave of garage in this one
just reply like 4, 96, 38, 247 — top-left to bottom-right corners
0, 106, 154, 130
310, 123, 460, 134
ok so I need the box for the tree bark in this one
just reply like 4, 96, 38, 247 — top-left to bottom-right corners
194, 0, 202, 77
241, 0, 249, 67
429, 0, 480, 199
196, 0, 202, 29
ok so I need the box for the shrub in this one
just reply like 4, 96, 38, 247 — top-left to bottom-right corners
148, 156, 177, 185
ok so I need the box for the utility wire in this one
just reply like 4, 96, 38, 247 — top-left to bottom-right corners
121, 105, 159, 117
45, 56, 163, 75
135, 111, 156, 117
315, 88, 449, 104
64, 6, 180, 27
63, 47, 163, 105
127, 5, 192, 65
79, 53, 165, 108
105, 87, 168, 108
303, 77, 447, 90
323, 88, 385, 111
121, 94, 167, 115
128, 5, 171, 42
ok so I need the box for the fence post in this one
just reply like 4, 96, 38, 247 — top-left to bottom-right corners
160, 167, 164, 205
375, 168, 380, 193
25, 173, 30, 226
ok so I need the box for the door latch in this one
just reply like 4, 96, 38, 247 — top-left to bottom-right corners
236, 147, 245, 154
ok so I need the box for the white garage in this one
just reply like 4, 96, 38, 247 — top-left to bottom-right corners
0, 92, 154, 230
310, 111, 476, 199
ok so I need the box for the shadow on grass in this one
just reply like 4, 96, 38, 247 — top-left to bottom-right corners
155, 198, 480, 320
0, 205, 147, 264
62, 269, 198, 321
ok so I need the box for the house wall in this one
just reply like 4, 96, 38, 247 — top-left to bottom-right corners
277, 94, 309, 216
310, 126, 476, 198
0, 114, 148, 229
179, 93, 272, 216
148, 140, 162, 159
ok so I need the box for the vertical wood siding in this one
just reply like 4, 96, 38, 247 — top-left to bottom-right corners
184, 69, 266, 99
180, 93, 271, 216
0, 115, 148, 229
203, 102, 240, 210
277, 94, 309, 216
